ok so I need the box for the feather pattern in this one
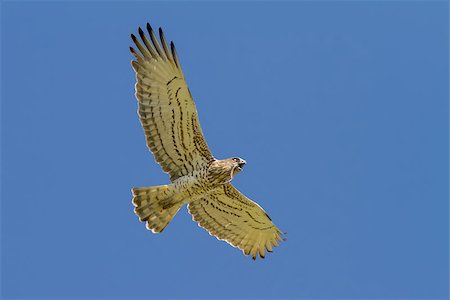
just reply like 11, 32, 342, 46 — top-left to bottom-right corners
188, 184, 285, 260
130, 23, 214, 181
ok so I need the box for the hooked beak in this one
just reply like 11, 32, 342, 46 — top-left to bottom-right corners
238, 159, 246, 169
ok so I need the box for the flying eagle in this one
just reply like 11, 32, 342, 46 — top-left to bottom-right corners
130, 22, 284, 260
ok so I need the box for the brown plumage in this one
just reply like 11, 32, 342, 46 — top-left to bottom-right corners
130, 22, 284, 260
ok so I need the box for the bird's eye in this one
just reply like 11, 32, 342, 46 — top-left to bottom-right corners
233, 158, 239, 162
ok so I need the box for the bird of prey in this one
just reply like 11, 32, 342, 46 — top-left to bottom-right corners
129, 22, 284, 260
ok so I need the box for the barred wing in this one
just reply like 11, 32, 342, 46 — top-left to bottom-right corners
130, 23, 214, 181
188, 184, 284, 260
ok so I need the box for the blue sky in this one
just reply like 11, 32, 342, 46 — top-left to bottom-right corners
1, 1, 448, 299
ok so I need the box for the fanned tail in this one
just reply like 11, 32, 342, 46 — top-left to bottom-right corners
132, 185, 183, 233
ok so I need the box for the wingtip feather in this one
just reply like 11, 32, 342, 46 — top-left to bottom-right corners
146, 22, 153, 33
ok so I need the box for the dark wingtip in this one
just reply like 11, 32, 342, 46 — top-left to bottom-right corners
138, 27, 144, 36
146, 22, 153, 33
131, 33, 137, 41
170, 41, 176, 54
129, 46, 136, 53
158, 27, 166, 43
170, 41, 179, 67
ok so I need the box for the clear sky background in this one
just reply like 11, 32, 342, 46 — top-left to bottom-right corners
1, 1, 448, 299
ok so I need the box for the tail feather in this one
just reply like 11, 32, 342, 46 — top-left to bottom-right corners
132, 185, 183, 233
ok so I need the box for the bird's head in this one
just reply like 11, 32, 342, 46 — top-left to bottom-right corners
208, 157, 247, 184
231, 157, 246, 174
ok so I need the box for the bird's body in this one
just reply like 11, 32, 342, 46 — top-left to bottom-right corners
157, 161, 237, 207
130, 22, 284, 260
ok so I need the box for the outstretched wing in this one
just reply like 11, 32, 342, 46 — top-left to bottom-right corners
188, 183, 284, 260
130, 23, 214, 181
